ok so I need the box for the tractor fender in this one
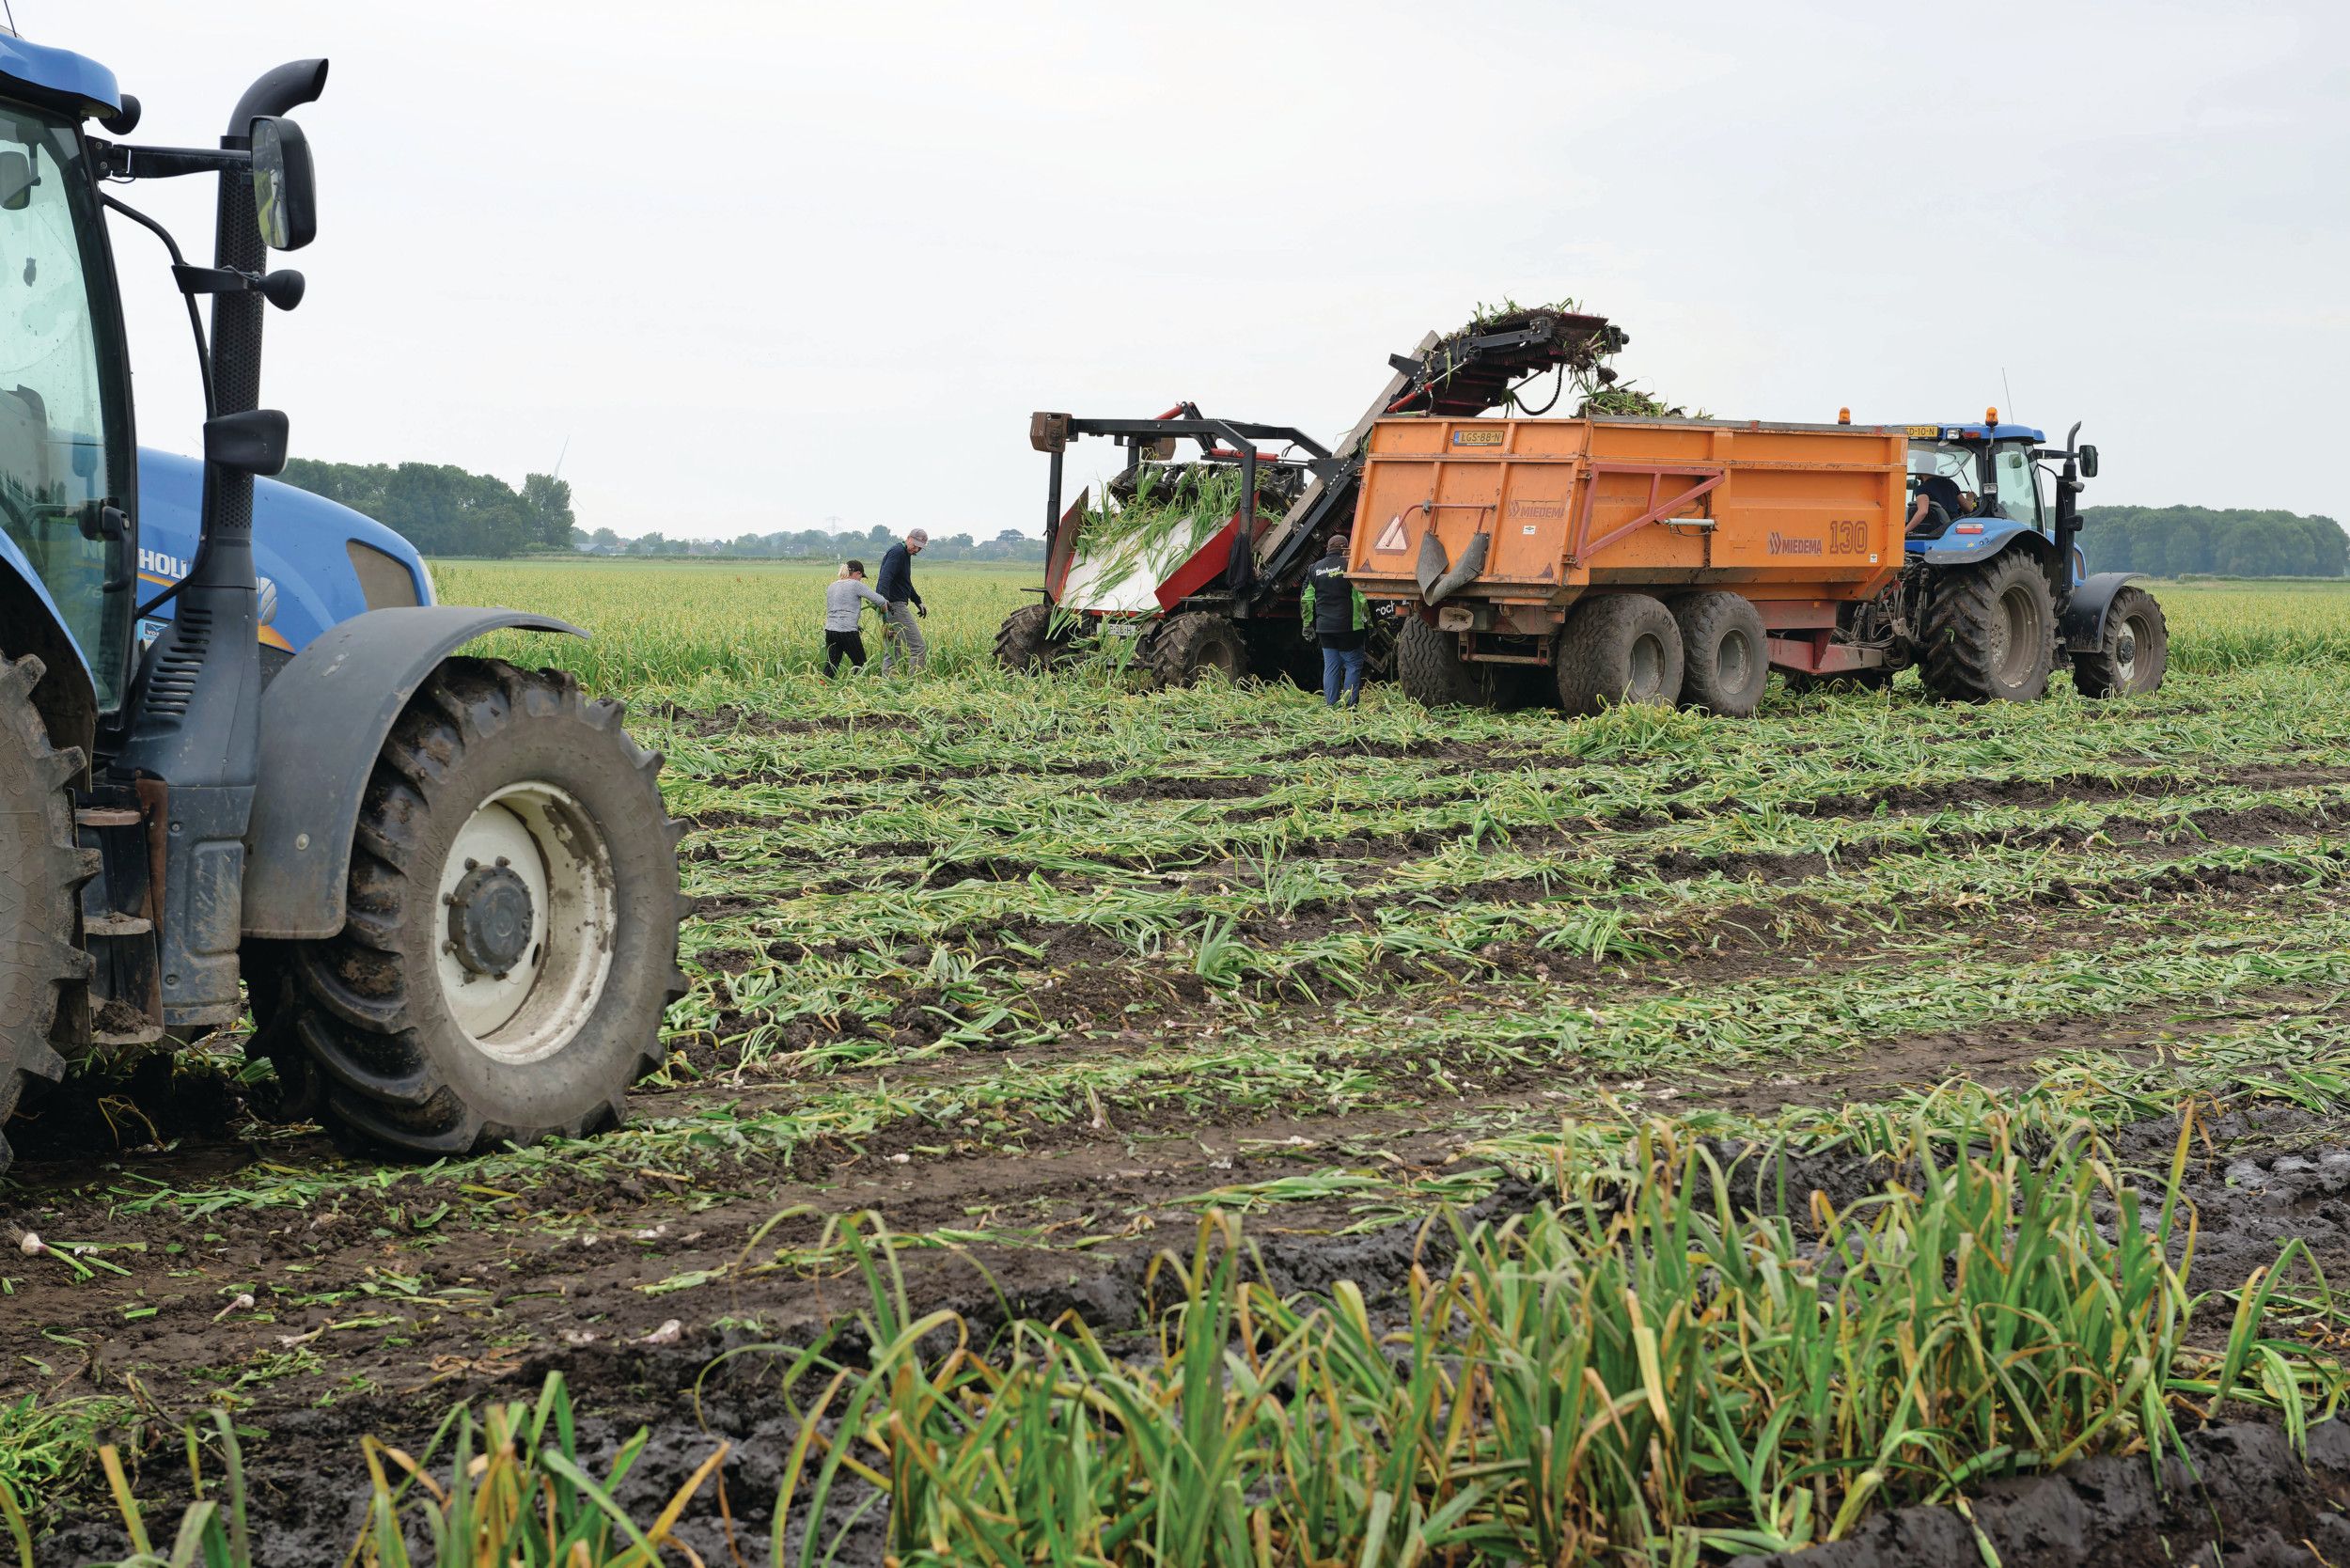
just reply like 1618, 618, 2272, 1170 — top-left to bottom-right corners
2059, 572, 2147, 653
242, 605, 587, 940
0, 532, 97, 760
1906, 519, 2050, 569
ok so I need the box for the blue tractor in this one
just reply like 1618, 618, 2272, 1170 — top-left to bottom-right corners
0, 40, 685, 1171
1810, 410, 2166, 701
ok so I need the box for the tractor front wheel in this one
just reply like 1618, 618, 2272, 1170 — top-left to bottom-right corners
2073, 586, 2169, 698
0, 655, 86, 1176
260, 657, 687, 1156
1148, 613, 1247, 688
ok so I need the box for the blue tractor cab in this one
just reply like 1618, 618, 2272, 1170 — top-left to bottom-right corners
0, 37, 684, 1172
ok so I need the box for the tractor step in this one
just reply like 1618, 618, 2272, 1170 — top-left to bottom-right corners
92, 1024, 165, 1047
85, 912, 154, 938
75, 807, 142, 828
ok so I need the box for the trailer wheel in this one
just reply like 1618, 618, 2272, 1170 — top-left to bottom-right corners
1555, 594, 1684, 716
0, 656, 86, 1176
1671, 592, 1768, 716
1394, 616, 1527, 709
995, 604, 1070, 673
266, 657, 688, 1156
1920, 551, 2055, 702
1149, 613, 1247, 687
2072, 586, 2169, 698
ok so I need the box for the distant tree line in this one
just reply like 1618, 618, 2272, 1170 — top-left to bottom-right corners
575, 525, 1045, 562
279, 460, 575, 558
2079, 506, 2346, 578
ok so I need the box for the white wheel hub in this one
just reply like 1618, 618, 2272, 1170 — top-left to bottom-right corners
433, 781, 616, 1064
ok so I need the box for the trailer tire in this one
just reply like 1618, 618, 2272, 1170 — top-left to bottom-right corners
1149, 613, 1247, 688
995, 604, 1069, 673
265, 657, 688, 1157
1920, 551, 2055, 702
1555, 594, 1684, 716
0, 656, 86, 1177
1395, 616, 1516, 709
1671, 592, 1768, 717
2072, 586, 2168, 698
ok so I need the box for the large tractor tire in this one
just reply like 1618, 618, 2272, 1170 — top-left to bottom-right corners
2073, 585, 2169, 698
0, 656, 88, 1176
1670, 591, 1768, 716
261, 657, 687, 1156
1394, 616, 1532, 710
1555, 594, 1684, 716
1919, 551, 2056, 702
995, 604, 1070, 673
1149, 612, 1247, 687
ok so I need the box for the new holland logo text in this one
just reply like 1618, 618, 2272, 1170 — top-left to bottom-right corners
138, 546, 192, 579
1766, 532, 1824, 557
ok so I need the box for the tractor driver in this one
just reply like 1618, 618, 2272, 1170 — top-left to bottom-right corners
1905, 474, 1973, 539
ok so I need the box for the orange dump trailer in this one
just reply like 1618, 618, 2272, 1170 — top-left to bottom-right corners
1347, 415, 1914, 715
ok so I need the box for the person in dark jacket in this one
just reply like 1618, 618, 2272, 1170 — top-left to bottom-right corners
1300, 534, 1371, 708
875, 527, 930, 673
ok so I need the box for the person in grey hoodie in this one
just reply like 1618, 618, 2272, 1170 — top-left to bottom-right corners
823, 559, 891, 675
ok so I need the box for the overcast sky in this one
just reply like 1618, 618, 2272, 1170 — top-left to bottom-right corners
60, 1, 2350, 540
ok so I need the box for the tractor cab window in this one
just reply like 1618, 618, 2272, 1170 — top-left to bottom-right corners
1988, 442, 2043, 530
0, 102, 133, 710
1906, 440, 1982, 527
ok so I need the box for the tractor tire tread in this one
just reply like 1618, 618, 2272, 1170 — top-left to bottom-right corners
1671, 591, 1769, 717
0, 654, 87, 1177
1919, 551, 2055, 702
1149, 612, 1247, 688
2073, 585, 2169, 698
995, 604, 1065, 673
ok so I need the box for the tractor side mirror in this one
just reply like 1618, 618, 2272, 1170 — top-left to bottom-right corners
0, 151, 32, 212
2077, 444, 2099, 479
249, 116, 316, 251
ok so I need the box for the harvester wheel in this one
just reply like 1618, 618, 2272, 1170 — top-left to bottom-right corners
1555, 594, 1684, 716
2072, 586, 2169, 698
0, 655, 89, 1176
1920, 551, 2055, 702
995, 604, 1069, 673
263, 657, 688, 1156
1149, 613, 1247, 688
1671, 592, 1769, 716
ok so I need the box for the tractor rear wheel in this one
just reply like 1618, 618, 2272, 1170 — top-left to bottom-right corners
1920, 551, 2056, 702
262, 657, 687, 1156
994, 604, 1069, 673
1394, 616, 1536, 709
0, 656, 87, 1176
1671, 592, 1768, 716
1149, 613, 1247, 687
2073, 586, 2169, 698
1556, 594, 1684, 716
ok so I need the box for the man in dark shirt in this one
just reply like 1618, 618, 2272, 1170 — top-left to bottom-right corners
1301, 534, 1370, 708
876, 528, 929, 673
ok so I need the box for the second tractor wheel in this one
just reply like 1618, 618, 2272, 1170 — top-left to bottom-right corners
1920, 551, 2056, 702
1671, 592, 1769, 716
1149, 612, 1248, 687
995, 604, 1069, 673
1556, 594, 1684, 715
262, 657, 688, 1155
1394, 616, 1530, 709
2072, 585, 2169, 698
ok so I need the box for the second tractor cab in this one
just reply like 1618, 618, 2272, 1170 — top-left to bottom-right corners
1891, 411, 2167, 702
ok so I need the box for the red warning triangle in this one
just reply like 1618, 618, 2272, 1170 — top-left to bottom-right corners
1373, 513, 1409, 554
